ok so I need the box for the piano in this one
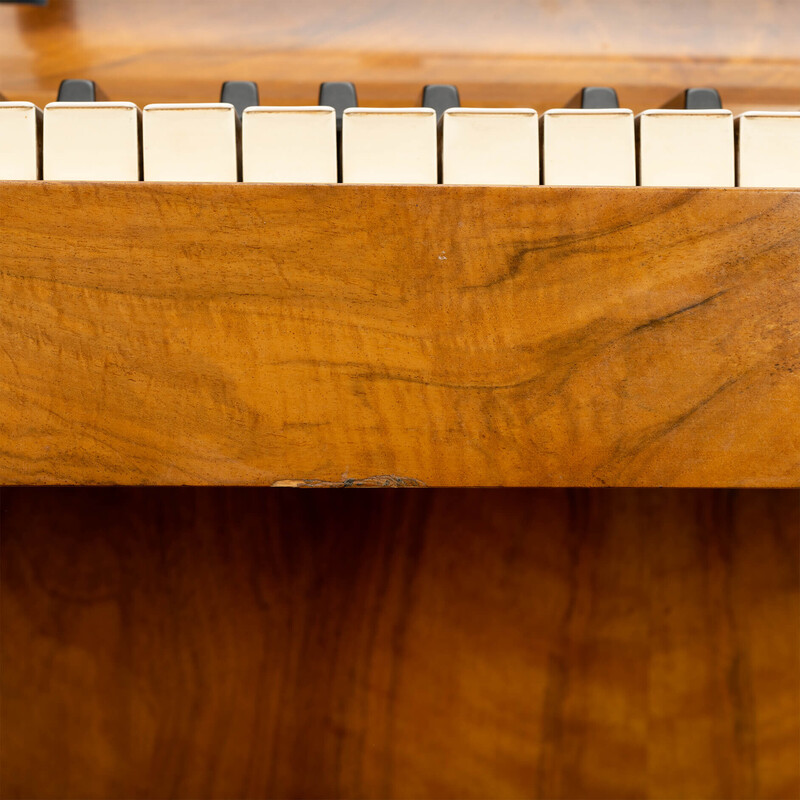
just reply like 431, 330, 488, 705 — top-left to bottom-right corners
1, 1, 798, 798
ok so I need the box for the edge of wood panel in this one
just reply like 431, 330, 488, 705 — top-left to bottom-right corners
1, 184, 798, 487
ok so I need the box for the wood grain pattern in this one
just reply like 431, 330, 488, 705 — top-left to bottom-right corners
1, 486, 798, 799
1, 183, 798, 487
0, 0, 798, 112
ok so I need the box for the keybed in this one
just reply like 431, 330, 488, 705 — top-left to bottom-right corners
1, 83, 798, 187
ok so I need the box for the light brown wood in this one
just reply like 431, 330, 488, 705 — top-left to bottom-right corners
0, 0, 798, 112
1, 487, 798, 800
0, 183, 797, 487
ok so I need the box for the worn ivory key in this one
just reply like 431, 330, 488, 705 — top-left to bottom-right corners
542, 87, 635, 186
342, 108, 437, 184
736, 111, 800, 188
442, 108, 539, 185
143, 103, 238, 182
44, 85, 140, 181
638, 88, 734, 187
0, 101, 41, 180
242, 106, 337, 183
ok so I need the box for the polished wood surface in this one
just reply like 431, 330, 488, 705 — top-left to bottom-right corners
1, 487, 798, 799
0, 0, 798, 112
1, 184, 798, 487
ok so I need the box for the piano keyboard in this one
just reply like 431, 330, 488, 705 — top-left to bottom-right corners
1, 82, 798, 187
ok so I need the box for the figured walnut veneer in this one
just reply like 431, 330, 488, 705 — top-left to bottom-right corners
0, 183, 798, 486
2, 487, 798, 800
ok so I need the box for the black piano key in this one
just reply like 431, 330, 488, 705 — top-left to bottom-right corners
422, 84, 460, 121
663, 88, 724, 110
56, 79, 102, 102
318, 81, 358, 134
565, 87, 620, 109
581, 86, 620, 109
684, 87, 723, 110
319, 81, 357, 183
220, 81, 259, 118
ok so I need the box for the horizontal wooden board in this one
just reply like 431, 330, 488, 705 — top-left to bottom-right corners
0, 0, 799, 112
0, 184, 798, 486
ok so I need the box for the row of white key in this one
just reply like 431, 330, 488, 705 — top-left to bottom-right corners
0, 101, 798, 186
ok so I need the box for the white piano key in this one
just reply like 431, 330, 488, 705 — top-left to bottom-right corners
43, 102, 140, 181
0, 102, 41, 180
342, 108, 437, 184
542, 108, 635, 186
442, 108, 539, 186
242, 106, 336, 183
736, 111, 800, 188
143, 103, 237, 182
638, 109, 734, 187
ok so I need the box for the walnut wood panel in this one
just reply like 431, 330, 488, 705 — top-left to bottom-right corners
1, 487, 798, 799
0, 0, 798, 112
1, 184, 798, 487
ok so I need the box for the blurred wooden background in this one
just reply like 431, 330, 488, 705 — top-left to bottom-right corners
0, 0, 798, 111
